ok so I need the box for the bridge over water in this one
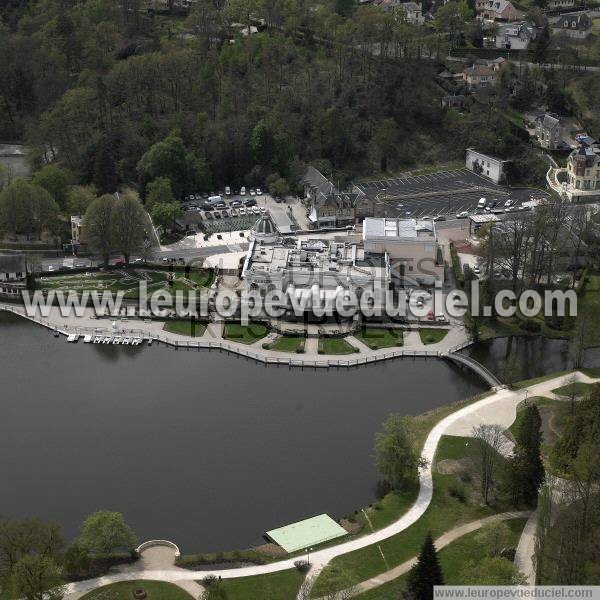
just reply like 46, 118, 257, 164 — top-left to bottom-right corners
442, 351, 503, 388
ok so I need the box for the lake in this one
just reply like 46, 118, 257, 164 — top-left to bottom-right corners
0, 312, 485, 553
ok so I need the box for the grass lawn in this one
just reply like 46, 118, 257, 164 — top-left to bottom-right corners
418, 328, 448, 345
507, 396, 559, 439
512, 370, 572, 390
223, 322, 268, 344
318, 337, 358, 355
266, 335, 305, 353
311, 435, 512, 596
80, 581, 193, 599
355, 518, 527, 599
201, 569, 304, 600
552, 381, 595, 397
354, 328, 403, 350
163, 320, 208, 337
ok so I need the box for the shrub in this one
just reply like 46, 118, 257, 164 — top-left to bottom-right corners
448, 483, 467, 502
545, 314, 564, 330
519, 319, 541, 333
376, 479, 392, 499
296, 347, 304, 353
294, 559, 311, 573
459, 470, 472, 484
262, 342, 271, 349
202, 574, 219, 587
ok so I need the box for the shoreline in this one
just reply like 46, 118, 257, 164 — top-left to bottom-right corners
0, 303, 483, 373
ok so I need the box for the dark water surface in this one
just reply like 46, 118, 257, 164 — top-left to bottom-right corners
464, 336, 600, 381
0, 313, 486, 553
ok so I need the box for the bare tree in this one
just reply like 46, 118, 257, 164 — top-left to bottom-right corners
472, 424, 509, 504
111, 193, 146, 265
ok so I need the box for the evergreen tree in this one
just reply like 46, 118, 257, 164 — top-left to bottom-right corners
93, 137, 118, 195
507, 404, 545, 507
405, 533, 444, 600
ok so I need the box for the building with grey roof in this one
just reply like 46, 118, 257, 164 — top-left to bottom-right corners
535, 113, 561, 149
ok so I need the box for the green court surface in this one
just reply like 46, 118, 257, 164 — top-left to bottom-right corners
266, 514, 348, 553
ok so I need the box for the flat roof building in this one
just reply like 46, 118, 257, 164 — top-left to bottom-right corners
363, 217, 444, 285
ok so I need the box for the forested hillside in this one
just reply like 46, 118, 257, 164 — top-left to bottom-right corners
0, 0, 527, 196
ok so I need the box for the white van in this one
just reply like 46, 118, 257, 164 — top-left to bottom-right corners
207, 195, 223, 205
477, 197, 486, 209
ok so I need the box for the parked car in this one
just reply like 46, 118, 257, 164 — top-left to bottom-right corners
214, 212, 221, 219
456, 211, 469, 219
225, 186, 231, 196
240, 186, 246, 196
256, 188, 262, 195
204, 212, 213, 219
413, 290, 432, 300
504, 198, 514, 207
239, 207, 247, 215
231, 200, 242, 208
250, 189, 256, 196
433, 215, 446, 222
244, 198, 257, 207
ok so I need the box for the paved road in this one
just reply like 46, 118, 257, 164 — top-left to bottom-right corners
62, 371, 599, 598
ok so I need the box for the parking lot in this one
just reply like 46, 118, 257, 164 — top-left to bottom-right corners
354, 169, 549, 219
181, 190, 302, 234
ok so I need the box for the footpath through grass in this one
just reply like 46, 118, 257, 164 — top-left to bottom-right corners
202, 569, 304, 600
223, 322, 268, 344
318, 337, 358, 355
355, 518, 527, 599
311, 435, 513, 596
80, 581, 193, 599
354, 328, 403, 350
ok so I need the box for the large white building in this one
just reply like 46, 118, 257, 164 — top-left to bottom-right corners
565, 146, 600, 202
466, 148, 509, 183
242, 236, 390, 315
363, 218, 444, 285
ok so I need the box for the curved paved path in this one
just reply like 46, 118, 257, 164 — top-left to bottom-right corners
316, 510, 531, 599
63, 372, 599, 598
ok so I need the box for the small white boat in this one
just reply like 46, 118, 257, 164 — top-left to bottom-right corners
132, 338, 143, 345
122, 337, 131, 345
102, 337, 112, 344
83, 335, 93, 343
67, 334, 79, 343
93, 336, 103, 344
147, 338, 153, 346
112, 337, 121, 345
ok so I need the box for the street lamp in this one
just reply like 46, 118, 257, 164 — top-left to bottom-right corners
307, 546, 313, 565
